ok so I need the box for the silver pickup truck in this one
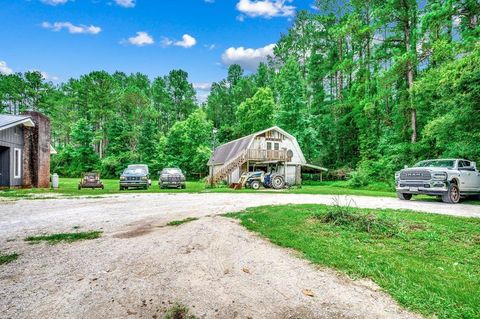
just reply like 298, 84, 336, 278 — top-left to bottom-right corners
395, 159, 480, 203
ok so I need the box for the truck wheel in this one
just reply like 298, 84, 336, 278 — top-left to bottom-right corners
397, 192, 412, 200
250, 181, 260, 190
271, 175, 285, 189
442, 183, 460, 204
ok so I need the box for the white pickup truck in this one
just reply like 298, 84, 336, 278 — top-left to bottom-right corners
395, 159, 480, 203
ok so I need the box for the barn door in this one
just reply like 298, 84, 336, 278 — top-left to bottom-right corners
0, 146, 10, 186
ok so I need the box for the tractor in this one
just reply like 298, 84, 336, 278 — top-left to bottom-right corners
240, 171, 286, 190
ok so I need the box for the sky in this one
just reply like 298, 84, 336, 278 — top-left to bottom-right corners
0, 0, 316, 100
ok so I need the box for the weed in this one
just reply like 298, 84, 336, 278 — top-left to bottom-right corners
319, 205, 401, 237
0, 252, 19, 265
166, 217, 198, 226
163, 302, 197, 319
25, 231, 102, 244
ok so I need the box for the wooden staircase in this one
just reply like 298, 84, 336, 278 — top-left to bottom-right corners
210, 150, 247, 185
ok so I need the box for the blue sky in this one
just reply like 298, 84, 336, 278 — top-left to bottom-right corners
0, 0, 315, 98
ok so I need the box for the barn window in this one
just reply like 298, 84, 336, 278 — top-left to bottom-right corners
267, 142, 272, 150
14, 148, 21, 178
274, 143, 280, 151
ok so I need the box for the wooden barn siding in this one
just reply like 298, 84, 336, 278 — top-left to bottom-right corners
0, 126, 25, 186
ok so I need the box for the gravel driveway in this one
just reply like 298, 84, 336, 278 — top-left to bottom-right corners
1, 193, 478, 319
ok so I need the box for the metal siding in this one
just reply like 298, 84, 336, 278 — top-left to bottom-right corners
0, 126, 24, 147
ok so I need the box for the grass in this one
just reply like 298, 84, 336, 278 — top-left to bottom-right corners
228, 204, 480, 319
0, 252, 19, 265
163, 303, 197, 319
0, 177, 478, 205
166, 217, 199, 226
25, 231, 102, 244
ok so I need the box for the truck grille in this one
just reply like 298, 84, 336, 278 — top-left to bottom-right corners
127, 176, 140, 181
399, 170, 431, 181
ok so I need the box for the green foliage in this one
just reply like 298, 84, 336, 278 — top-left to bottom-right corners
231, 204, 480, 318
160, 109, 213, 175
1, 0, 479, 183
235, 87, 276, 136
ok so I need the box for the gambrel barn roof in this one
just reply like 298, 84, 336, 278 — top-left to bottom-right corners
208, 126, 306, 166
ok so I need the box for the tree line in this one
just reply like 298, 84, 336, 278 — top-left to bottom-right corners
0, 0, 479, 184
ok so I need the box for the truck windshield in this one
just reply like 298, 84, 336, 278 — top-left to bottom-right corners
162, 169, 181, 174
414, 160, 455, 168
124, 168, 146, 175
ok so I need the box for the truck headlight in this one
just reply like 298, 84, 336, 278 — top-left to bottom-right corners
433, 173, 447, 180
120, 176, 125, 181
141, 176, 148, 181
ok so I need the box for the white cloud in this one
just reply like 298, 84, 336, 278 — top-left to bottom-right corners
40, 0, 70, 6
161, 37, 174, 47
221, 44, 275, 70
115, 0, 135, 8
123, 31, 154, 46
162, 34, 197, 48
40, 71, 60, 82
42, 21, 101, 34
193, 82, 212, 90
174, 34, 197, 48
0, 61, 13, 75
204, 44, 216, 50
236, 0, 295, 18
196, 90, 210, 104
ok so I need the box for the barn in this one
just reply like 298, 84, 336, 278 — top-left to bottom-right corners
0, 112, 52, 188
207, 126, 326, 186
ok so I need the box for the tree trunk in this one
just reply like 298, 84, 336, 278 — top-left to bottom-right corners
403, 6, 417, 143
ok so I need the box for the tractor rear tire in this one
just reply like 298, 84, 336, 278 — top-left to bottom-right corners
271, 175, 285, 189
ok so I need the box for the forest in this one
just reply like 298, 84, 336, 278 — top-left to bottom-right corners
0, 0, 479, 185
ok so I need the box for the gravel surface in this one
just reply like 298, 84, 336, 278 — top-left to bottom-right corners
1, 193, 478, 318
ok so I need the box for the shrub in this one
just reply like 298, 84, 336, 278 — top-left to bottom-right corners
346, 171, 370, 188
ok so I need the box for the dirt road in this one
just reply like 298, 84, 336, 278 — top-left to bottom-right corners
1, 193, 478, 318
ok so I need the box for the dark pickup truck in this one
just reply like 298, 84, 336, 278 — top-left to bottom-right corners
119, 164, 150, 190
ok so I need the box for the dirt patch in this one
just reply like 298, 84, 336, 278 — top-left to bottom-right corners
2, 192, 473, 318
0, 216, 420, 319
113, 223, 158, 239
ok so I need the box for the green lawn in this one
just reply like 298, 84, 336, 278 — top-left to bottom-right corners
228, 205, 480, 319
0, 178, 479, 205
